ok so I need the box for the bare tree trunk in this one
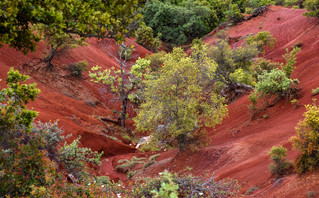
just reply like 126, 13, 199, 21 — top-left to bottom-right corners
120, 97, 127, 128
43, 45, 57, 70
43, 40, 63, 70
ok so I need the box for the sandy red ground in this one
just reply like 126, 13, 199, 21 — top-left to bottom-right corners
1, 5, 319, 197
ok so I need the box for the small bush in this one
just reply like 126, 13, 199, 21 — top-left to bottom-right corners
144, 154, 160, 169
115, 156, 145, 174
268, 146, 293, 177
31, 121, 64, 161
293, 41, 303, 48
281, 47, 300, 78
307, 191, 317, 198
59, 136, 103, 180
67, 61, 88, 77
246, 31, 276, 53
291, 103, 319, 174
245, 7, 254, 14
130, 172, 240, 197
290, 99, 299, 109
251, 57, 280, 79
118, 44, 133, 60
312, 87, 319, 96
136, 25, 162, 52
245, 186, 259, 195
145, 51, 166, 72
151, 171, 178, 198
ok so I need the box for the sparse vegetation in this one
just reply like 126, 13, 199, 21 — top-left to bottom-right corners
268, 146, 293, 177
290, 99, 299, 109
312, 87, 319, 96
291, 102, 319, 174
66, 61, 88, 78
307, 191, 317, 198
246, 31, 277, 53
129, 172, 240, 198
115, 156, 146, 174
245, 186, 259, 195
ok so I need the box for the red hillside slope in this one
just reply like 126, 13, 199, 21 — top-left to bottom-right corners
1, 5, 319, 197
164, 5, 319, 197
138, 5, 319, 197
0, 38, 151, 181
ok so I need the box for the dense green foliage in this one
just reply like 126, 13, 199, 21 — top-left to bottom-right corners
66, 61, 88, 78
59, 137, 103, 180
281, 47, 301, 78
0, 0, 146, 62
304, 0, 319, 17
0, 69, 106, 197
249, 46, 300, 111
130, 171, 239, 197
268, 146, 292, 177
208, 38, 259, 88
143, 0, 218, 45
291, 103, 319, 174
246, 31, 277, 53
134, 47, 227, 152
136, 25, 162, 52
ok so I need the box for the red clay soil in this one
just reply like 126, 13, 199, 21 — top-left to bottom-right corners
1, 5, 319, 197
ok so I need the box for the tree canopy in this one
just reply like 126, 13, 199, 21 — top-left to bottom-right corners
0, 0, 146, 54
134, 47, 228, 152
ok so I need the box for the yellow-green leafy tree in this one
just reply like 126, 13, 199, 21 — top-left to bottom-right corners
291, 102, 319, 174
134, 47, 228, 152
0, 0, 146, 68
90, 55, 151, 128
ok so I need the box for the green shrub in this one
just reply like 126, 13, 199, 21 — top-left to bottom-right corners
247, 0, 275, 8
145, 51, 166, 72
144, 154, 160, 169
151, 171, 178, 198
143, 0, 218, 45
281, 47, 300, 78
136, 25, 162, 52
225, 4, 244, 23
312, 87, 319, 96
59, 136, 103, 180
291, 103, 319, 174
290, 98, 299, 108
304, 0, 319, 17
254, 68, 296, 98
268, 146, 293, 177
31, 121, 64, 161
115, 156, 145, 174
245, 7, 254, 14
118, 44, 133, 60
129, 172, 240, 197
246, 31, 276, 53
67, 61, 88, 77
229, 68, 256, 87
251, 57, 280, 79
245, 186, 259, 195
